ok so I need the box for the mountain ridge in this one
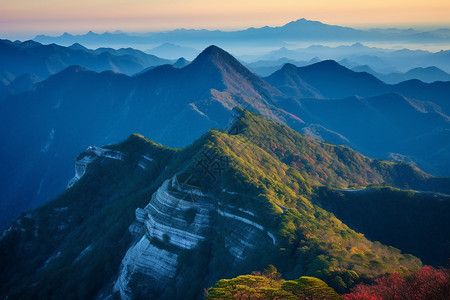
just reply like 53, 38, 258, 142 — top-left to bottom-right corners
32, 18, 450, 47
0, 44, 449, 232
2, 109, 448, 299
0, 38, 172, 79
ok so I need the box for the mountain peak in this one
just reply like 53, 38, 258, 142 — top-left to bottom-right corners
300, 59, 353, 74
188, 45, 249, 76
283, 18, 324, 28
314, 59, 342, 67
281, 63, 298, 71
194, 45, 232, 62
173, 57, 190, 68
351, 42, 365, 48
19, 40, 41, 48
69, 43, 88, 51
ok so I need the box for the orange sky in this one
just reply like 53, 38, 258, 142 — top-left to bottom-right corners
1, 0, 449, 36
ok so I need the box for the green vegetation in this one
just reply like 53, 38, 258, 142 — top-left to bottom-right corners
0, 134, 177, 299
229, 108, 450, 193
207, 265, 341, 299
2, 109, 448, 299
313, 186, 450, 267
173, 111, 424, 292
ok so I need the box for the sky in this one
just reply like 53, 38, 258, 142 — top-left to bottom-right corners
1, 0, 450, 39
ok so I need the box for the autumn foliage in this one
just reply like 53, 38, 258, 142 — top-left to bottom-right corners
344, 266, 450, 300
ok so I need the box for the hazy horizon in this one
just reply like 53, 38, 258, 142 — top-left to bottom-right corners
1, 0, 450, 39
2, 20, 450, 55
2, 19, 450, 42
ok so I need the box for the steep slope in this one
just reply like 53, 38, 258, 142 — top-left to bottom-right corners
0, 72, 42, 101
173, 57, 191, 68
0, 67, 136, 230
266, 60, 450, 115
0, 134, 176, 299
314, 186, 450, 267
2, 110, 449, 299
265, 61, 450, 175
274, 93, 450, 175
228, 109, 450, 192
265, 60, 388, 99
0, 45, 305, 229
8, 73, 42, 94
265, 63, 322, 98
393, 79, 450, 115
1, 45, 448, 233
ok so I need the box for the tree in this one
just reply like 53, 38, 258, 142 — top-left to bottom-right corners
263, 265, 282, 281
206, 266, 342, 300
344, 266, 450, 300
282, 276, 342, 300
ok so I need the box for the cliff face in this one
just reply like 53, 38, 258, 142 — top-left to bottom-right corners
114, 178, 211, 299
114, 176, 276, 299
67, 146, 124, 188
0, 134, 177, 299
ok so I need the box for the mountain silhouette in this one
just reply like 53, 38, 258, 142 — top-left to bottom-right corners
173, 57, 190, 68
0, 39, 171, 79
33, 19, 450, 48
352, 65, 450, 84
266, 60, 388, 98
266, 60, 450, 115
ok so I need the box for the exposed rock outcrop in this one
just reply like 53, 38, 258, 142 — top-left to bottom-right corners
67, 146, 123, 188
113, 176, 274, 299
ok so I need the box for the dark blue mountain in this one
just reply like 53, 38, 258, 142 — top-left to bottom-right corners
352, 65, 450, 84
267, 60, 388, 98
172, 57, 191, 68
0, 45, 301, 230
33, 19, 450, 48
275, 93, 449, 174
0, 39, 171, 78
266, 60, 450, 115
147, 43, 199, 60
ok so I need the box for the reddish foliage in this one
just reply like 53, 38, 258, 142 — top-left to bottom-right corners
344, 266, 450, 300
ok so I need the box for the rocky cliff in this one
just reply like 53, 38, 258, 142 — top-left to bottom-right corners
114, 175, 277, 299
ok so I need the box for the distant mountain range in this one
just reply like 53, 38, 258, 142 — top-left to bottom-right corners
0, 39, 171, 79
33, 19, 450, 49
0, 45, 301, 230
0, 39, 182, 101
246, 54, 450, 83
146, 43, 200, 60
27, 20, 450, 75
0, 44, 449, 233
1, 109, 448, 299
243, 43, 450, 74
266, 61, 450, 173
350, 65, 450, 84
